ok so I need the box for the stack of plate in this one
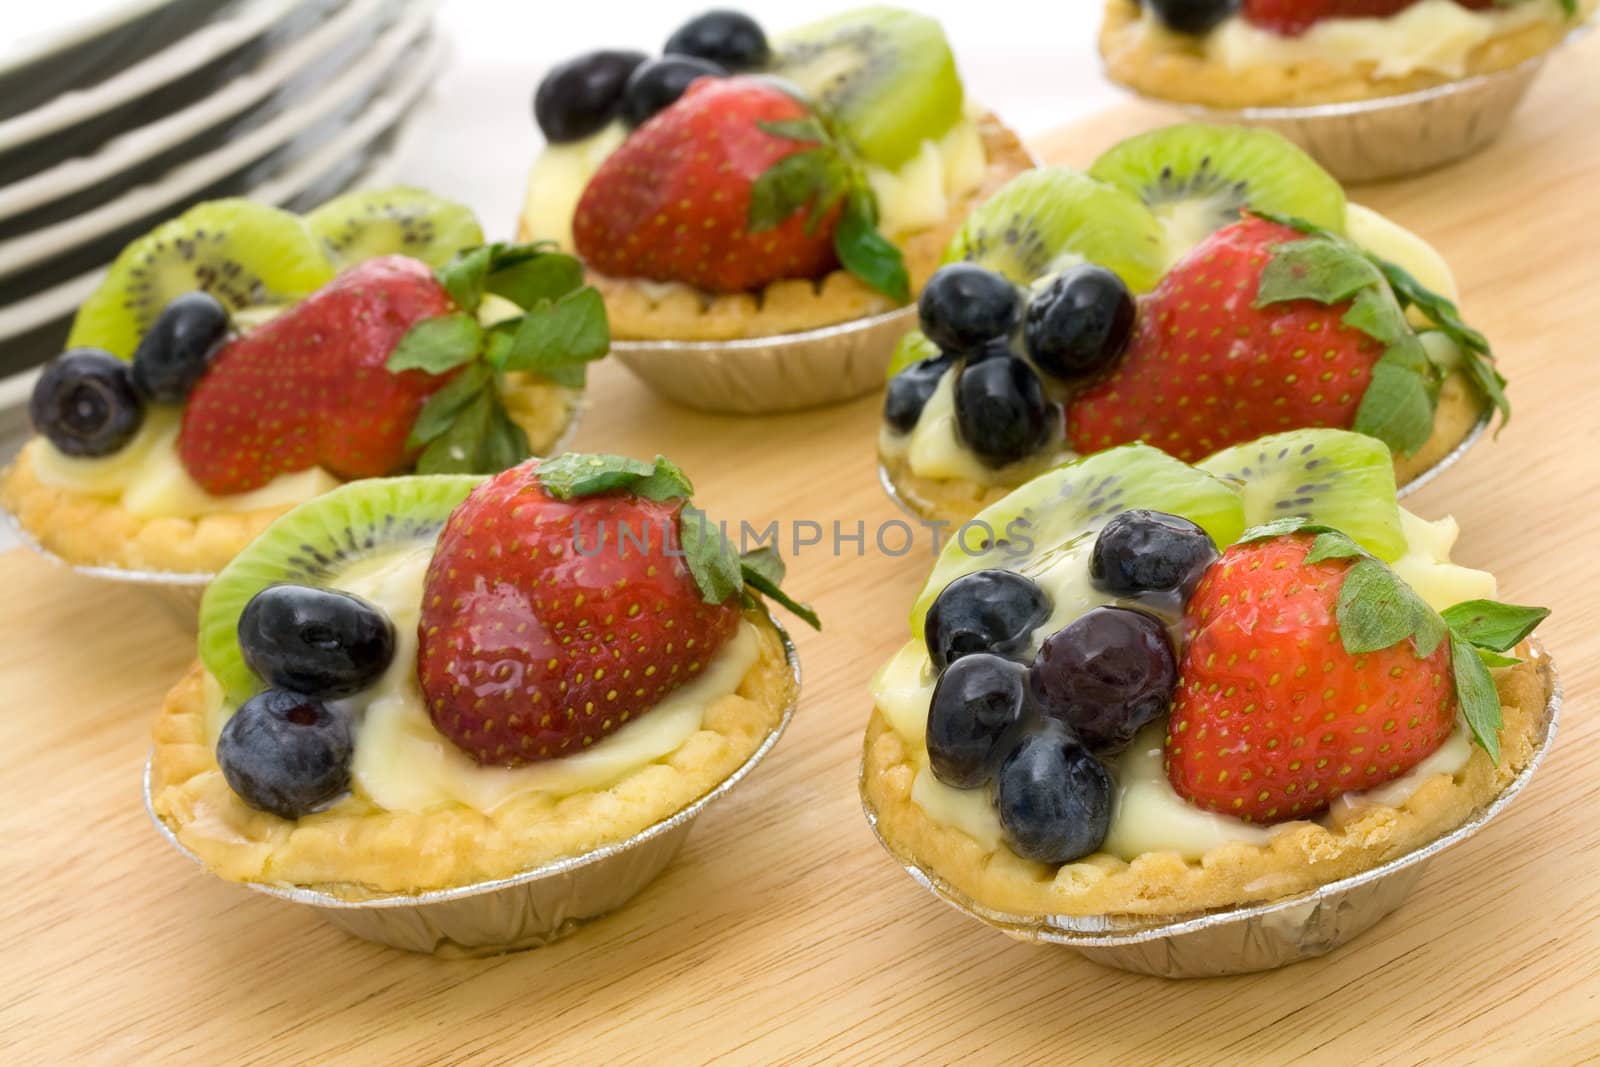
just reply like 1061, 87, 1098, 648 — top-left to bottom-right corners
0, 0, 445, 416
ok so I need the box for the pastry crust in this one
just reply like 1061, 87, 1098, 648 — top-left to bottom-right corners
882, 370, 1487, 525
1098, 0, 1595, 110
517, 114, 1036, 342
0, 374, 578, 576
862, 645, 1550, 918
149, 608, 796, 898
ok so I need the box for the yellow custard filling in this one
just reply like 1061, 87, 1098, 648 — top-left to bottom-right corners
885, 203, 1462, 483
1203, 0, 1565, 81
868, 509, 1495, 861
202, 544, 761, 814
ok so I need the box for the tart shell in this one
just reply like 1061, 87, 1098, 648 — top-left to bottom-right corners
880, 370, 1488, 525
517, 113, 1036, 342
0, 374, 578, 576
861, 646, 1550, 918
149, 608, 798, 899
1098, 0, 1595, 110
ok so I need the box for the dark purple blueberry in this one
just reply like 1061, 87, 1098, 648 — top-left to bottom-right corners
131, 291, 229, 403
954, 356, 1055, 469
664, 10, 770, 71
994, 723, 1113, 864
925, 568, 1051, 670
926, 653, 1031, 789
217, 689, 353, 820
535, 50, 649, 143
1023, 264, 1135, 381
918, 263, 1022, 354
620, 56, 726, 128
1148, 0, 1239, 36
29, 348, 144, 457
1030, 606, 1177, 755
883, 354, 955, 434
1090, 509, 1218, 599
238, 585, 395, 699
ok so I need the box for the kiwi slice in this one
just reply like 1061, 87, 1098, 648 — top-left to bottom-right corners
940, 168, 1167, 293
199, 475, 484, 705
306, 186, 484, 270
1089, 125, 1346, 265
769, 7, 964, 170
1198, 429, 1406, 562
68, 200, 335, 359
885, 328, 939, 379
910, 443, 1246, 635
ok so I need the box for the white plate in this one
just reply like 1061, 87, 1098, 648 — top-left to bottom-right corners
1, 0, 178, 77
0, 0, 437, 282
0, 0, 390, 221
0, 23, 446, 395
0, 0, 305, 155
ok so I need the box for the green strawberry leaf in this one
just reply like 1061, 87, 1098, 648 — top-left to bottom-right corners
486, 252, 585, 310
1439, 600, 1550, 653
1304, 530, 1364, 563
679, 506, 744, 606
1476, 649, 1522, 669
738, 545, 785, 587
387, 312, 484, 375
537, 453, 694, 502
436, 245, 495, 311
740, 561, 820, 630
836, 187, 910, 303
491, 287, 610, 386
749, 147, 848, 234
1255, 236, 1385, 307
1451, 632, 1502, 762
757, 117, 827, 144
407, 362, 493, 449
1337, 558, 1434, 655
1353, 334, 1438, 457
414, 387, 494, 474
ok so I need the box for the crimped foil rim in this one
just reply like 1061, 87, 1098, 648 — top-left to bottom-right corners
144, 608, 803, 910
609, 304, 919, 356
861, 647, 1559, 948
1105, 22, 1589, 121
874, 404, 1493, 522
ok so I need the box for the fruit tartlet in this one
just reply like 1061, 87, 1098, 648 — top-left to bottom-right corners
517, 6, 1032, 408
862, 428, 1552, 926
3, 190, 604, 579
1100, 0, 1595, 110
878, 125, 1502, 525
148, 453, 815, 918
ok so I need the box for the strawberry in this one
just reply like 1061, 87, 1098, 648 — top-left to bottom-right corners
572, 75, 845, 293
1164, 535, 1457, 823
178, 256, 456, 493
1066, 216, 1388, 462
415, 461, 742, 766
1242, 1, 1421, 35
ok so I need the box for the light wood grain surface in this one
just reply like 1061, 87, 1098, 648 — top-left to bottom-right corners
4, 36, 1598, 1067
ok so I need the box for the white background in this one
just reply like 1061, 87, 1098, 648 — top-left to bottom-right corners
387, 0, 1121, 229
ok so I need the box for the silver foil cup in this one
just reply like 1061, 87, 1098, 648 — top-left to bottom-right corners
876, 406, 1491, 523
609, 305, 918, 415
146, 616, 802, 957
1156, 28, 1589, 183
862, 651, 1559, 978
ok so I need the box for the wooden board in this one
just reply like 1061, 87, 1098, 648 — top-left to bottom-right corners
4, 36, 1599, 1065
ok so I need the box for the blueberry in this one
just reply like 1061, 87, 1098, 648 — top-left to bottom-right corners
1148, 0, 1240, 35
29, 348, 145, 457
664, 10, 770, 71
621, 56, 726, 128
535, 50, 649, 143
1023, 265, 1136, 381
1090, 509, 1218, 600
954, 356, 1056, 469
883, 354, 954, 434
1029, 606, 1176, 755
994, 724, 1113, 864
238, 585, 396, 699
918, 264, 1022, 354
925, 569, 1051, 671
131, 291, 229, 402
217, 689, 353, 820
926, 653, 1032, 789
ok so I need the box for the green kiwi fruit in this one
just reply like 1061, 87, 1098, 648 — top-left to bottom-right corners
67, 200, 335, 359
1198, 429, 1406, 562
910, 443, 1246, 635
769, 6, 964, 170
885, 328, 939, 379
199, 475, 484, 705
306, 186, 484, 270
1088, 125, 1346, 265
940, 168, 1167, 293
